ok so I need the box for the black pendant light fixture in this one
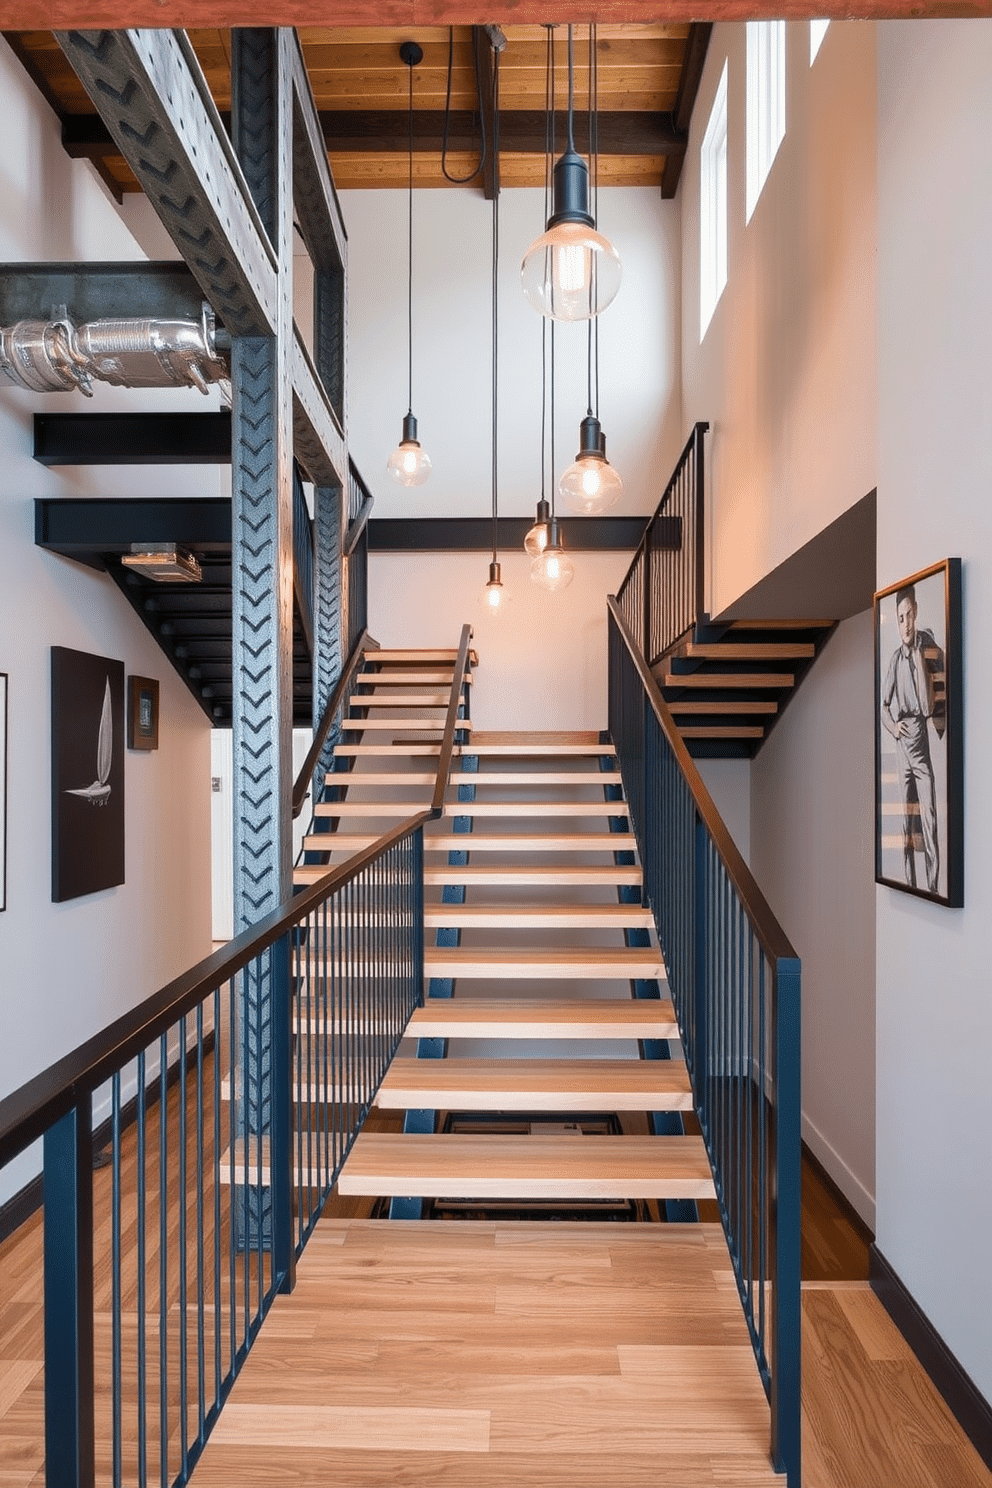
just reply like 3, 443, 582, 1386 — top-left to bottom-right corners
387, 41, 431, 488
520, 24, 621, 323
560, 28, 624, 515
482, 46, 507, 616
530, 310, 573, 593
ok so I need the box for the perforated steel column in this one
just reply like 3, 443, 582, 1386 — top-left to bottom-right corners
230, 30, 295, 1244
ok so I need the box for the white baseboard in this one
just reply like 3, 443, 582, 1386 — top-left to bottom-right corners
801, 1111, 875, 1232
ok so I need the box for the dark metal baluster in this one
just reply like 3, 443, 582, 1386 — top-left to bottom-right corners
179, 1018, 189, 1479
159, 1032, 168, 1488
195, 1003, 206, 1445
137, 1049, 148, 1488
112, 1072, 123, 1488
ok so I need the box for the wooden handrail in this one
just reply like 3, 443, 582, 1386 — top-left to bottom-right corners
431, 623, 473, 816
607, 595, 797, 964
344, 494, 373, 556
291, 627, 375, 818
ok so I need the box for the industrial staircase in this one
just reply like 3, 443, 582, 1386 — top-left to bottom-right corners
294, 656, 716, 1214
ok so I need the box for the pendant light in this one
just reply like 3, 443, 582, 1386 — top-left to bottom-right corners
520, 25, 621, 323
481, 48, 508, 617
560, 37, 624, 517
387, 42, 431, 488
530, 307, 574, 592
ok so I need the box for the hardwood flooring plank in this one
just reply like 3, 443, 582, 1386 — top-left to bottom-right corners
209, 1402, 491, 1452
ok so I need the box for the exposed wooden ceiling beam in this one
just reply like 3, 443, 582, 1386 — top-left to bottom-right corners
3, 2, 989, 26
61, 109, 685, 162
661, 21, 711, 199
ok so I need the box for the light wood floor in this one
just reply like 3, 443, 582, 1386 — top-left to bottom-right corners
2, 1115, 990, 1486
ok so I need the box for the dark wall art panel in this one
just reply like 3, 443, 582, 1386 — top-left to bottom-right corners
51, 647, 125, 903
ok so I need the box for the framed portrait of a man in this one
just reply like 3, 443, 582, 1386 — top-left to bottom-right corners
874, 559, 962, 907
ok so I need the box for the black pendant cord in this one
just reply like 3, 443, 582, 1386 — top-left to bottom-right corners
566, 24, 576, 153
406, 55, 414, 419
591, 24, 601, 419
491, 50, 501, 565
442, 25, 487, 185
542, 26, 554, 510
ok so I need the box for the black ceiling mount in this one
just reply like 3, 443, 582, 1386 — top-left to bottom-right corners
399, 41, 423, 68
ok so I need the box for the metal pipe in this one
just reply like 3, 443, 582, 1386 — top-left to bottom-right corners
0, 302, 229, 396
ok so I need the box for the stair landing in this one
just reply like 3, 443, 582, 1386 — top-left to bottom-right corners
190, 1217, 780, 1487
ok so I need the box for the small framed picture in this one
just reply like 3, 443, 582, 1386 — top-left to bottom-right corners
874, 559, 962, 907
128, 675, 159, 751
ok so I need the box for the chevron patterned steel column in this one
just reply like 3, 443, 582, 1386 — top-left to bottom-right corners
230, 31, 295, 1245
312, 481, 343, 800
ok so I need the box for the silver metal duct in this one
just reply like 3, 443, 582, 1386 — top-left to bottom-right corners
0, 303, 229, 396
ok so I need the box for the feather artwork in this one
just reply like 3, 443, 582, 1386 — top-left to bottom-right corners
66, 676, 113, 805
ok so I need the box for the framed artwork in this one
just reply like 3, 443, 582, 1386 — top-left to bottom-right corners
874, 558, 962, 907
128, 675, 159, 751
0, 673, 6, 912
51, 647, 125, 903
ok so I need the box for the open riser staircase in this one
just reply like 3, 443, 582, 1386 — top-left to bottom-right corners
295, 653, 716, 1214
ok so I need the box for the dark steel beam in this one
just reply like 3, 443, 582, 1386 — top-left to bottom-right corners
33, 412, 232, 466
60, 108, 686, 162
367, 515, 676, 552
472, 27, 498, 200
35, 496, 231, 558
0, 261, 220, 326
661, 22, 712, 199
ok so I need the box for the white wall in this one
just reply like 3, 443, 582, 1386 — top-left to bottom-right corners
0, 39, 213, 1200
876, 18, 992, 1400
343, 184, 681, 732
751, 612, 876, 1224
682, 20, 878, 618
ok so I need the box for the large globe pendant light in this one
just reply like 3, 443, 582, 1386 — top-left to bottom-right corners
520, 26, 621, 323
387, 42, 431, 488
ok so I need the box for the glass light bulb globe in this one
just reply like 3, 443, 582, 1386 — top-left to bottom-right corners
559, 455, 623, 514
387, 439, 431, 488
523, 520, 550, 558
521, 221, 622, 322
479, 578, 511, 616
531, 545, 575, 593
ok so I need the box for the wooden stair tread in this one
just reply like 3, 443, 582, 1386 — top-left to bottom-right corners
408, 997, 678, 1039
448, 771, 621, 785
682, 641, 815, 660
341, 717, 473, 730
323, 772, 436, 786
372, 648, 478, 663
425, 833, 637, 852
337, 1133, 715, 1199
726, 617, 835, 630
303, 833, 639, 855
437, 801, 628, 817
349, 693, 453, 707
314, 801, 429, 816
667, 700, 778, 715
423, 865, 641, 885
679, 726, 765, 740
423, 948, 665, 979
423, 904, 654, 928
662, 672, 795, 690
376, 1058, 692, 1109
361, 671, 472, 684
334, 744, 444, 756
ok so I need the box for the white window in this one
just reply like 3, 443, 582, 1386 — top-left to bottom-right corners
810, 20, 829, 64
746, 21, 786, 223
699, 61, 729, 340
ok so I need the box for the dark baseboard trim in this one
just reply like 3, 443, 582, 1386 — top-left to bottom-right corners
0, 1029, 216, 1246
801, 1139, 875, 1247
870, 1244, 992, 1472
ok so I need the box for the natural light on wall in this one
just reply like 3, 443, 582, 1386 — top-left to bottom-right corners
700, 61, 728, 340
810, 20, 830, 63
746, 20, 786, 224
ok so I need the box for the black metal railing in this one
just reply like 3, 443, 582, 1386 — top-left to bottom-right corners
292, 626, 374, 820
0, 626, 474, 1487
616, 421, 708, 667
608, 596, 801, 1488
346, 459, 373, 656
292, 461, 315, 654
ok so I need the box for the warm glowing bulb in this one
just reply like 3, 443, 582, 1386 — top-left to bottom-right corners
387, 437, 431, 488
521, 221, 621, 322
559, 454, 623, 515
487, 584, 502, 609
546, 555, 560, 580
531, 545, 574, 593
524, 521, 549, 558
